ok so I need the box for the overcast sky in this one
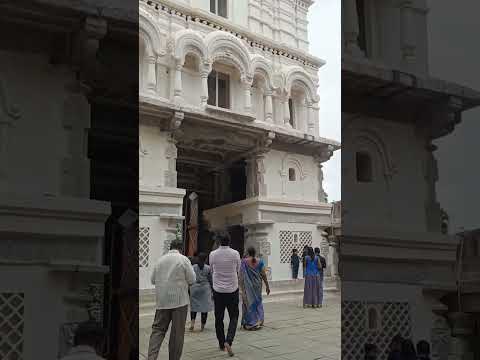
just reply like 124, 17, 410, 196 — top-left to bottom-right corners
308, 0, 341, 202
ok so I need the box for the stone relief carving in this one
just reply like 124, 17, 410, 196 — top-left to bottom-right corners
139, 136, 147, 181
260, 241, 271, 256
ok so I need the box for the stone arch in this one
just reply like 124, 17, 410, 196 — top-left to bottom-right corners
351, 127, 395, 181
250, 56, 274, 90
284, 66, 318, 102
139, 8, 163, 57
205, 31, 252, 79
281, 155, 307, 180
174, 29, 207, 65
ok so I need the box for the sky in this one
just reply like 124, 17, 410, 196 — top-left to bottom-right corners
307, 1, 480, 233
308, 0, 341, 202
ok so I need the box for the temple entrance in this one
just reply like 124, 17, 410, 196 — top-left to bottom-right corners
176, 124, 250, 257
180, 161, 247, 256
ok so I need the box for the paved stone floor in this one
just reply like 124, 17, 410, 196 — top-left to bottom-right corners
140, 291, 340, 360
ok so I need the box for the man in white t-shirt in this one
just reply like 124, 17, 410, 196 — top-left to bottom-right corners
147, 240, 196, 360
208, 231, 241, 357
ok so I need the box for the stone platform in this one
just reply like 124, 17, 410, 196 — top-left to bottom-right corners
140, 291, 340, 360
140, 277, 340, 320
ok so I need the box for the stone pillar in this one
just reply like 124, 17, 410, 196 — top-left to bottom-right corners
307, 101, 315, 135
264, 90, 273, 122
312, 102, 320, 137
283, 96, 292, 128
245, 158, 256, 198
242, 76, 253, 113
343, 0, 362, 57
164, 134, 178, 188
173, 60, 183, 103
212, 170, 223, 206
146, 55, 157, 93
200, 62, 212, 106
0, 80, 20, 181
61, 91, 91, 197
400, 0, 416, 63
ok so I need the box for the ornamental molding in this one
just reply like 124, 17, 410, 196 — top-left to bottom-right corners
279, 155, 308, 180
140, 8, 165, 57
174, 28, 207, 64
285, 65, 320, 102
140, 0, 325, 70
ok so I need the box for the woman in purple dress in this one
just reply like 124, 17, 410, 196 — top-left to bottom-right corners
239, 247, 271, 330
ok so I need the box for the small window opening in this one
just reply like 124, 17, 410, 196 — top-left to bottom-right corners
210, 0, 227, 18
207, 70, 230, 109
356, 152, 372, 182
288, 168, 296, 181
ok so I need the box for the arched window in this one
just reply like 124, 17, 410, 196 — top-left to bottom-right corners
288, 168, 296, 181
356, 151, 373, 182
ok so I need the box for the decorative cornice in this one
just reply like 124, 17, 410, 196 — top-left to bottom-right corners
141, 0, 325, 70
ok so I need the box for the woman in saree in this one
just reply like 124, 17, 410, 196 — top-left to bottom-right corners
239, 246, 271, 330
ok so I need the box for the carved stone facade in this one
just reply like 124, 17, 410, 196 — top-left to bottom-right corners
138, 0, 339, 288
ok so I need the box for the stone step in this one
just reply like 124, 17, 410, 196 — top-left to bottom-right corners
140, 282, 340, 320
140, 277, 340, 306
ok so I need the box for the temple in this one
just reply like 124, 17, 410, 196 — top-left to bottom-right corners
341, 0, 480, 359
139, 0, 340, 290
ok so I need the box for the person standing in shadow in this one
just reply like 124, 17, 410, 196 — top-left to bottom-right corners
290, 248, 300, 280
387, 334, 403, 360
416, 340, 431, 360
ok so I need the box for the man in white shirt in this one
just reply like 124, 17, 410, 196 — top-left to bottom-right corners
60, 322, 105, 360
208, 231, 241, 357
147, 240, 196, 360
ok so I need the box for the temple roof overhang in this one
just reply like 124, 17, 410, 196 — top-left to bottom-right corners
140, 94, 340, 168
342, 57, 480, 139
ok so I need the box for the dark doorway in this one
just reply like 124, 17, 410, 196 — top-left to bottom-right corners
229, 160, 247, 203
89, 100, 139, 360
228, 225, 245, 257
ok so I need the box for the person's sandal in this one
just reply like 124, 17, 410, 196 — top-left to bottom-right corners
224, 342, 234, 357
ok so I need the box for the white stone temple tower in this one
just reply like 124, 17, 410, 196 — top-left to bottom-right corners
341, 1, 480, 359
139, 0, 340, 290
